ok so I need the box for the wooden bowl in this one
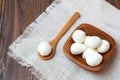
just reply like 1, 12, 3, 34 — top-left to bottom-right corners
63, 23, 116, 71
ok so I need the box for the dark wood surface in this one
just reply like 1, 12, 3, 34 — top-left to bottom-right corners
0, 0, 120, 80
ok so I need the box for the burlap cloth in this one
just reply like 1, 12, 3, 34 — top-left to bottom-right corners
8, 0, 120, 80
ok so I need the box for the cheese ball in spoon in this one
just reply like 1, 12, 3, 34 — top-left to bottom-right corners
38, 41, 52, 56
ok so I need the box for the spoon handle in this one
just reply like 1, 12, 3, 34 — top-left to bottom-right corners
50, 12, 80, 45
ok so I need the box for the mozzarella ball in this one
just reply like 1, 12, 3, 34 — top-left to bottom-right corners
85, 36, 91, 39
70, 43, 87, 55
82, 48, 97, 59
84, 36, 102, 49
86, 53, 103, 66
97, 40, 110, 53
38, 41, 52, 56
72, 30, 86, 43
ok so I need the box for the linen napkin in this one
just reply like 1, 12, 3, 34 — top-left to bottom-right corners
8, 0, 120, 80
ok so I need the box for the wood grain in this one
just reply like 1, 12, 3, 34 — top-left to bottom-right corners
0, 0, 119, 80
106, 0, 120, 9
0, 0, 52, 80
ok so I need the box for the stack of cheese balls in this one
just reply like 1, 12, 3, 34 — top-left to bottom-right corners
70, 30, 110, 66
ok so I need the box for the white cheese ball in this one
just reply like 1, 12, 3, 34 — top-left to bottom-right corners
38, 41, 52, 56
85, 36, 91, 39
86, 53, 103, 66
82, 48, 97, 59
84, 36, 102, 49
97, 40, 110, 53
72, 30, 86, 43
70, 43, 87, 55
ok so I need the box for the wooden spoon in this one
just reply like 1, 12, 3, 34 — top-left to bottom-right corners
38, 12, 80, 60
63, 23, 116, 71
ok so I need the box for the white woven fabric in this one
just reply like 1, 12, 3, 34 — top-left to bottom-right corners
8, 0, 120, 80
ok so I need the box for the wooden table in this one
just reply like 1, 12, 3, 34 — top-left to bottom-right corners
0, 0, 120, 80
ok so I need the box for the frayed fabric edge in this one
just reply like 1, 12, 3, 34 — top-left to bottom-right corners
8, 50, 45, 80
7, 0, 61, 80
